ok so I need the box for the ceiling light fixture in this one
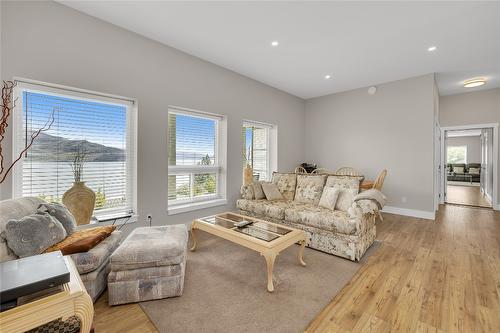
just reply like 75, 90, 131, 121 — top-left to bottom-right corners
463, 78, 486, 88
271, 41, 279, 47
324, 75, 331, 79
428, 46, 437, 52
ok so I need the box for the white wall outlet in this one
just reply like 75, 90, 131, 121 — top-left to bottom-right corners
401, 196, 407, 203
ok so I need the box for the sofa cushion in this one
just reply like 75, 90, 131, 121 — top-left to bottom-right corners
241, 184, 255, 200
285, 204, 359, 235
237, 199, 286, 220
468, 167, 480, 175
294, 174, 326, 204
271, 172, 297, 200
71, 230, 122, 274
37, 202, 77, 235
110, 225, 187, 271
4, 213, 67, 258
325, 175, 363, 191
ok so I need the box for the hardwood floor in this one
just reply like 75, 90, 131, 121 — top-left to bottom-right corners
306, 205, 500, 332
446, 184, 491, 207
93, 205, 500, 332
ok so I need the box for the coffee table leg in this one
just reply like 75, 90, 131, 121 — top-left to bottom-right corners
263, 252, 276, 292
298, 239, 307, 266
190, 227, 198, 252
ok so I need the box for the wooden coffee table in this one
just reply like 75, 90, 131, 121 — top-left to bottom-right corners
190, 212, 308, 292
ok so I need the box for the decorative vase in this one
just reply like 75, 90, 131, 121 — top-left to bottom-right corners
63, 181, 96, 225
243, 165, 253, 186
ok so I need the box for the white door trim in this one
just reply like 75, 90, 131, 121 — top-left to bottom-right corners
440, 123, 499, 209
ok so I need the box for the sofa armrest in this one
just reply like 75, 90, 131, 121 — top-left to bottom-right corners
241, 184, 255, 200
349, 199, 380, 216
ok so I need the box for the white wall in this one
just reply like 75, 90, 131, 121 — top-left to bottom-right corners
440, 87, 500, 206
305, 74, 436, 216
446, 136, 481, 163
0, 1, 306, 230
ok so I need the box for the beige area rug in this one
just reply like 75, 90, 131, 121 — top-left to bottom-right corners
140, 231, 378, 333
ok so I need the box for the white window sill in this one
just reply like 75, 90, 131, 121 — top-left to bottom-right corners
168, 199, 227, 215
89, 214, 138, 226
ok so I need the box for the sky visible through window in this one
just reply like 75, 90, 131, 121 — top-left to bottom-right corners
173, 114, 216, 165
24, 91, 126, 149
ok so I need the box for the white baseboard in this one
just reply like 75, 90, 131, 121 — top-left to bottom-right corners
382, 206, 435, 220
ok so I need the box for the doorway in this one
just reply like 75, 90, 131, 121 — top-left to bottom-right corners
441, 125, 498, 208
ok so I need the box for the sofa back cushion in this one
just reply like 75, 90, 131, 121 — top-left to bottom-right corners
325, 175, 363, 192
0, 197, 45, 262
452, 163, 466, 174
294, 174, 326, 204
271, 172, 297, 201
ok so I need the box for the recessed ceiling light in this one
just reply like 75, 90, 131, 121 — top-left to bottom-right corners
428, 46, 437, 52
271, 41, 279, 47
464, 78, 486, 88
324, 75, 331, 79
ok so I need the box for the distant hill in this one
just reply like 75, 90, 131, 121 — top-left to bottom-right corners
29, 132, 125, 162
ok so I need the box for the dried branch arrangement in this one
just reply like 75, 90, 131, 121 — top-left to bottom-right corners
70, 147, 87, 183
0, 80, 56, 184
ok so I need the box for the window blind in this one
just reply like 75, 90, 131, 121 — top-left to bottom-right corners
168, 108, 220, 205
17, 88, 136, 220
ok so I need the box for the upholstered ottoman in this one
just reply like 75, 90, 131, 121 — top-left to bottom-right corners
107, 225, 188, 305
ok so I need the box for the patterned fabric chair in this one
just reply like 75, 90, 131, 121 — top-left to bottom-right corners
237, 172, 383, 261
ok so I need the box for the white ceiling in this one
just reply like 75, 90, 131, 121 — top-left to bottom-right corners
59, 1, 500, 99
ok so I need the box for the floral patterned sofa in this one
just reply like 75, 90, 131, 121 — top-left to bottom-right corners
237, 172, 382, 261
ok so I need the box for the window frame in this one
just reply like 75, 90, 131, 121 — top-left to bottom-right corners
167, 106, 227, 215
11, 78, 138, 222
242, 120, 276, 182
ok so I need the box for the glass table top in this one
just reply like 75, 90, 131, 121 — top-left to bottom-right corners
199, 213, 292, 242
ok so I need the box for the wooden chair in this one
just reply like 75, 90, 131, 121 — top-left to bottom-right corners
294, 166, 307, 174
335, 167, 361, 176
311, 168, 331, 175
373, 169, 387, 190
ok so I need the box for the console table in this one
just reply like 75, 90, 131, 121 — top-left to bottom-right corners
0, 256, 93, 333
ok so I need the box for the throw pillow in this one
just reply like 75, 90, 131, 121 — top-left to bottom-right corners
319, 187, 340, 210
37, 202, 77, 235
44, 226, 116, 255
4, 213, 67, 258
253, 182, 266, 200
334, 186, 358, 212
468, 167, 480, 175
454, 166, 464, 174
261, 183, 284, 201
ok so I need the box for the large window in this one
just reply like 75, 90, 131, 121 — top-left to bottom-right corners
242, 121, 272, 181
447, 146, 467, 164
168, 107, 226, 213
13, 81, 137, 221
